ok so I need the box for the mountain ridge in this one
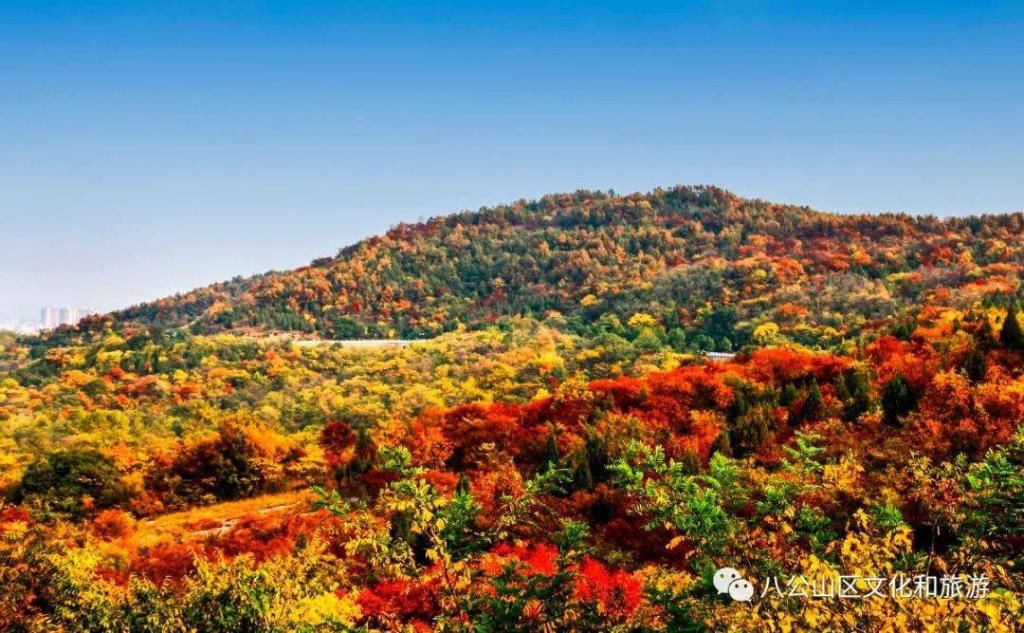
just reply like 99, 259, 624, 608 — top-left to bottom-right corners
66, 184, 1023, 349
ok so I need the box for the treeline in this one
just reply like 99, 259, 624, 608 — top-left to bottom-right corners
56, 185, 1023, 346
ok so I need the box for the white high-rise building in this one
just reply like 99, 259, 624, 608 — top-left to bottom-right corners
40, 306, 60, 328
59, 307, 78, 325
38, 306, 90, 329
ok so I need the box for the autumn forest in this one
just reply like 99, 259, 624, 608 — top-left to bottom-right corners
2, 186, 1023, 631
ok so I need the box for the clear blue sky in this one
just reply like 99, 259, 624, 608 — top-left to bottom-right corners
1, 1, 1022, 318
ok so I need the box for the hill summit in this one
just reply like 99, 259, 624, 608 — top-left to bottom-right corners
90, 185, 1023, 349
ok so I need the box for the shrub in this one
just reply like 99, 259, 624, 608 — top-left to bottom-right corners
16, 449, 127, 517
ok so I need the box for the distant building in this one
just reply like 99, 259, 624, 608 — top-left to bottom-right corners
38, 305, 92, 329
40, 306, 60, 328
59, 306, 78, 325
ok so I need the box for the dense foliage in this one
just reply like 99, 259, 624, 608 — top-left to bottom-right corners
58, 185, 1024, 350
3, 187, 1024, 631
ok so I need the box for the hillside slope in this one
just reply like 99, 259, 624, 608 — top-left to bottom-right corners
91, 186, 1023, 349
5, 187, 1024, 631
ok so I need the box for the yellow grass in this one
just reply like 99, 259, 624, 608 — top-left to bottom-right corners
134, 490, 312, 547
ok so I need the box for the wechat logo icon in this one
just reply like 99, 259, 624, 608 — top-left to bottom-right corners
714, 567, 755, 602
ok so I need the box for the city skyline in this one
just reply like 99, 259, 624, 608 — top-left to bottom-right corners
0, 305, 94, 333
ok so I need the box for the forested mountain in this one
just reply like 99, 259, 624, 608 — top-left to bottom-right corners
94, 186, 1024, 350
4, 186, 1024, 631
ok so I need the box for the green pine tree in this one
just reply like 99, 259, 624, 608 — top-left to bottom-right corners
839, 368, 874, 423
882, 374, 915, 427
801, 380, 824, 423
572, 458, 594, 491
543, 428, 559, 467
1000, 305, 1024, 350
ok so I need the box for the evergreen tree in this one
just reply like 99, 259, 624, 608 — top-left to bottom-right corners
1000, 305, 1024, 350
711, 430, 733, 458
583, 433, 608, 483
780, 383, 800, 408
963, 347, 988, 382
572, 458, 594, 491
543, 428, 559, 467
974, 313, 997, 350
456, 473, 471, 495
801, 380, 824, 423
838, 368, 873, 423
882, 374, 915, 427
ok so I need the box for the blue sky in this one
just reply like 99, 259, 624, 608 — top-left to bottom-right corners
1, 1, 1022, 317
